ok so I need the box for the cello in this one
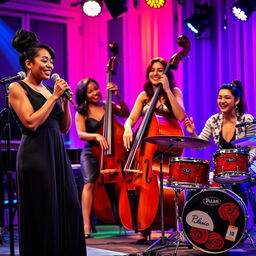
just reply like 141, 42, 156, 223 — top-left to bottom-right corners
118, 36, 191, 231
92, 42, 127, 224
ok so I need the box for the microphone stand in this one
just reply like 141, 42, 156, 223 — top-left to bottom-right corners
0, 81, 15, 256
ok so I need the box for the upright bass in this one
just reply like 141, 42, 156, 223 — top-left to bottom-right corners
118, 36, 191, 231
92, 42, 127, 224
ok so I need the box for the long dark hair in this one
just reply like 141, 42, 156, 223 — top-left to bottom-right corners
144, 57, 176, 111
218, 80, 246, 115
75, 78, 100, 116
12, 29, 55, 72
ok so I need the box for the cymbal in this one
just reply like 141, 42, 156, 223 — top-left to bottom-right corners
144, 135, 211, 148
232, 136, 256, 147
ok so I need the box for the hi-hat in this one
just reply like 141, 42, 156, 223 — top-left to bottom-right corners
232, 136, 256, 147
144, 135, 211, 148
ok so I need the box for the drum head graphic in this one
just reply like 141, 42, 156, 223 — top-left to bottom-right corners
182, 189, 246, 254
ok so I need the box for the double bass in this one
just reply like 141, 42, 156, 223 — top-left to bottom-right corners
118, 36, 191, 231
92, 42, 127, 224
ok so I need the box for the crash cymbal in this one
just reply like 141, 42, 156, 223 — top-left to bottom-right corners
144, 135, 211, 148
232, 136, 256, 147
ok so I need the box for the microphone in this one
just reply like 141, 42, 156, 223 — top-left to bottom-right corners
0, 71, 26, 84
236, 120, 256, 127
51, 73, 73, 104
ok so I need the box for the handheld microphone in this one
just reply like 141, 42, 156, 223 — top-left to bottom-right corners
51, 73, 73, 104
236, 120, 256, 128
0, 71, 26, 84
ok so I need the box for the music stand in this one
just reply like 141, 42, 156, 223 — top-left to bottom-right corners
143, 136, 211, 255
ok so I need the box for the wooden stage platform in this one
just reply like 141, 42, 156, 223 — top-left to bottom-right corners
1, 225, 256, 256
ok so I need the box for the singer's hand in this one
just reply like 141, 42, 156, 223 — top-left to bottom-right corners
60, 91, 73, 103
53, 78, 71, 99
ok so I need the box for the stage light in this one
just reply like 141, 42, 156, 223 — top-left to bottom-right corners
185, 3, 212, 35
82, 0, 102, 17
104, 0, 128, 19
145, 0, 166, 9
71, 0, 102, 17
71, 0, 127, 18
232, 0, 256, 21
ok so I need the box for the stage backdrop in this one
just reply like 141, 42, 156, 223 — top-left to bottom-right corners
81, 0, 256, 166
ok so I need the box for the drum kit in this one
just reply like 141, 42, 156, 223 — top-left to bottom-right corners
143, 135, 256, 255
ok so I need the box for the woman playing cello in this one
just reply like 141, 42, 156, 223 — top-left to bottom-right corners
75, 78, 129, 238
123, 57, 186, 243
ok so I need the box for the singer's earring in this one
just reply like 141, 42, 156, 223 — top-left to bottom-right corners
235, 104, 239, 113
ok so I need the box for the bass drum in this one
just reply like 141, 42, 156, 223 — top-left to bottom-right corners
182, 189, 247, 254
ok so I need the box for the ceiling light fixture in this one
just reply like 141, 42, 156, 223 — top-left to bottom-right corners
71, 0, 103, 17
83, 0, 102, 17
232, 0, 256, 21
104, 0, 128, 19
185, 3, 212, 35
145, 0, 166, 9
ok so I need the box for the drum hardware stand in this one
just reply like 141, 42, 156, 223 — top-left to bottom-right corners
166, 188, 192, 256
143, 147, 192, 256
241, 181, 256, 248
240, 227, 256, 248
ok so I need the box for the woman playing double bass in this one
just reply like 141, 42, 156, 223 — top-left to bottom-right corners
75, 78, 129, 238
123, 57, 186, 243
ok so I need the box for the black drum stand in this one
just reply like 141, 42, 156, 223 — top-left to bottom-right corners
143, 152, 192, 256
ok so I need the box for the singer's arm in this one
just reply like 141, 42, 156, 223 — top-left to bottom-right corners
9, 82, 67, 131
59, 99, 72, 134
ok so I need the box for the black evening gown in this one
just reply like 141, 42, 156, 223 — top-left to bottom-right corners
13, 81, 86, 256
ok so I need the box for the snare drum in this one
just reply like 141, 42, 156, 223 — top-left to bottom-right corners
213, 149, 250, 184
168, 157, 210, 189
182, 189, 247, 254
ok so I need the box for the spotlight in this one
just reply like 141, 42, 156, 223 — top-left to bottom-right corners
232, 0, 256, 21
83, 0, 102, 17
104, 0, 128, 19
71, 0, 102, 17
145, 0, 166, 9
185, 3, 212, 35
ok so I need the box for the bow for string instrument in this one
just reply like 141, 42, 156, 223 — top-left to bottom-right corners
92, 42, 126, 224
118, 35, 191, 231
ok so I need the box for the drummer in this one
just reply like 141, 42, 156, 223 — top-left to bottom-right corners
184, 80, 256, 206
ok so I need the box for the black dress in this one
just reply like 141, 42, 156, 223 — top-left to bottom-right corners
80, 116, 103, 184
13, 81, 86, 256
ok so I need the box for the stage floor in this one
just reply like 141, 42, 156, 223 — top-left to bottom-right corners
1, 226, 256, 256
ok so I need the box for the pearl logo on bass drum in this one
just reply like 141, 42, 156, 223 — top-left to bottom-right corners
203, 197, 221, 206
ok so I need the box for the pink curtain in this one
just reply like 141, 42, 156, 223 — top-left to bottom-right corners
78, 0, 256, 162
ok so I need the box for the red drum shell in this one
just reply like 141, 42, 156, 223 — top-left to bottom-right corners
213, 149, 250, 184
168, 157, 210, 189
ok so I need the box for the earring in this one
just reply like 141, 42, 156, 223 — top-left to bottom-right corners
235, 104, 239, 113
